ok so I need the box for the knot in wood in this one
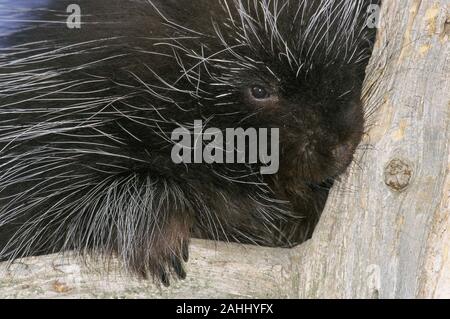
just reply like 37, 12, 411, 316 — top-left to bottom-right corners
384, 158, 413, 192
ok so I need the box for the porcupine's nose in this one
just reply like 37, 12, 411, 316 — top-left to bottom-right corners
332, 141, 355, 166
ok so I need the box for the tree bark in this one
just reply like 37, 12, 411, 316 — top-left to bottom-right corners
0, 0, 449, 299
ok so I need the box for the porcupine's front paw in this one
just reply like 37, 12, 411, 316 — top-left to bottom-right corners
128, 218, 191, 286
149, 237, 190, 287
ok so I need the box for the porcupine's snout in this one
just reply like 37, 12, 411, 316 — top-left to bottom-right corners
276, 88, 365, 184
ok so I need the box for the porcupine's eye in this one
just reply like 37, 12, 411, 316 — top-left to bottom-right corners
250, 85, 270, 100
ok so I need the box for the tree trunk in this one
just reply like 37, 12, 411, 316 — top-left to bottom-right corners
0, 0, 448, 299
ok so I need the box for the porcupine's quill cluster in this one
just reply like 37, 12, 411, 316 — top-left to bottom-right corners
0, 0, 378, 284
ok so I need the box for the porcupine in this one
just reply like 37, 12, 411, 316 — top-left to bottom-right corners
0, 0, 379, 285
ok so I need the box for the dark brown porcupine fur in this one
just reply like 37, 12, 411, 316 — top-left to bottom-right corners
0, 0, 379, 285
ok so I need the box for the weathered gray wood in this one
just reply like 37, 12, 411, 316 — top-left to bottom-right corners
0, 241, 294, 299
0, 0, 448, 299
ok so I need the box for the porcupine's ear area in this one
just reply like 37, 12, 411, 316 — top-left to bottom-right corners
185, 0, 380, 69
